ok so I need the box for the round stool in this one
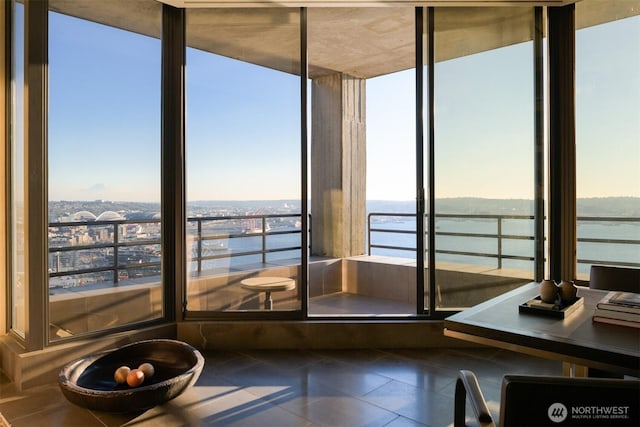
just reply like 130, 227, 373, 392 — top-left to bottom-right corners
240, 277, 296, 310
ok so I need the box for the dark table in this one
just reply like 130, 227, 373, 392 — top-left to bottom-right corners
444, 282, 640, 377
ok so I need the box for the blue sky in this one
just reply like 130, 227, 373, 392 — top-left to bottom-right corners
44, 9, 639, 203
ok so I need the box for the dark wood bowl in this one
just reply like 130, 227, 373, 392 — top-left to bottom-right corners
58, 339, 204, 413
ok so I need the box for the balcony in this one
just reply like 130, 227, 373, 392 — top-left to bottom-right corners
44, 213, 640, 337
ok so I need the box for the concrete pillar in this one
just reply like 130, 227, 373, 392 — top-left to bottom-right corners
548, 5, 576, 282
311, 73, 366, 258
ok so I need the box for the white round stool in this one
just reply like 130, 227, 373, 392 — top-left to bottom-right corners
240, 277, 296, 310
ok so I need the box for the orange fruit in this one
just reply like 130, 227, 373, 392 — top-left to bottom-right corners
126, 369, 145, 387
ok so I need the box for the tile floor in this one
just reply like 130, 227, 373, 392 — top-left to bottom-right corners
0, 347, 562, 427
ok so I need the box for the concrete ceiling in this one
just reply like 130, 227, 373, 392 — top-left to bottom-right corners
49, 0, 639, 79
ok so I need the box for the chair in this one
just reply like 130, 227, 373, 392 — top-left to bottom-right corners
454, 370, 640, 427
589, 265, 640, 293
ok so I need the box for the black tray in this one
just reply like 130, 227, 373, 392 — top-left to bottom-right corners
519, 295, 584, 319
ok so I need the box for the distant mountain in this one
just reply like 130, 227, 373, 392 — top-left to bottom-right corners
368, 197, 640, 217
367, 198, 534, 215
577, 197, 640, 217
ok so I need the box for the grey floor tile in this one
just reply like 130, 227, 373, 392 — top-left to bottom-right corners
382, 415, 428, 426
362, 353, 460, 393
361, 379, 455, 427
294, 395, 398, 427
304, 358, 395, 397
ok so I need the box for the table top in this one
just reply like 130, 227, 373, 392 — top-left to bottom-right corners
240, 277, 296, 292
444, 282, 640, 376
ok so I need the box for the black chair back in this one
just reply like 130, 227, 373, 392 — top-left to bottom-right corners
454, 371, 640, 427
589, 265, 640, 292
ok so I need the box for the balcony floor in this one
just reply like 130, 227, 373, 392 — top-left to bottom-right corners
309, 292, 416, 316
0, 347, 561, 426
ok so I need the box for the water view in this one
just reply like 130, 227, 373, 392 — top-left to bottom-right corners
46, 197, 640, 292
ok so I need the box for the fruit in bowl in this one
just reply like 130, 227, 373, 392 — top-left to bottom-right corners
59, 339, 204, 413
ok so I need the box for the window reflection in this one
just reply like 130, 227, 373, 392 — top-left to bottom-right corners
185, 9, 302, 313
433, 8, 536, 310
47, 10, 162, 339
575, 0, 640, 278
10, 0, 26, 336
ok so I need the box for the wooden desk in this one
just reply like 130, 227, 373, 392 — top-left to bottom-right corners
444, 283, 640, 377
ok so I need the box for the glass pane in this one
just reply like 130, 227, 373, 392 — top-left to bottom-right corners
422, 9, 431, 314
48, 8, 162, 340
186, 9, 302, 313
433, 7, 535, 310
10, 0, 26, 336
306, 8, 415, 316
367, 71, 417, 260
575, 0, 640, 280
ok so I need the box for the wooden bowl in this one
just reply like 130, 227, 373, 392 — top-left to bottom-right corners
58, 339, 204, 413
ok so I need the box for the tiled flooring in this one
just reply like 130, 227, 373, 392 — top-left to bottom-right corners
0, 347, 562, 427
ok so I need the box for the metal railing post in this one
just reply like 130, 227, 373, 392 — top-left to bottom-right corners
197, 219, 202, 273
368, 214, 372, 255
113, 223, 119, 284
262, 217, 267, 264
497, 216, 503, 269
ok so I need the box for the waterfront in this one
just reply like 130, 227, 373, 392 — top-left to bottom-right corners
46, 198, 640, 291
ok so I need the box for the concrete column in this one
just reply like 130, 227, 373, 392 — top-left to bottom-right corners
311, 73, 366, 258
548, 5, 576, 282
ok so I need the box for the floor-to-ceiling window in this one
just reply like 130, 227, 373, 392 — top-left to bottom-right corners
8, 1, 638, 345
185, 8, 302, 314
430, 7, 537, 311
575, 0, 640, 279
307, 7, 416, 316
9, 0, 25, 337
47, 4, 163, 339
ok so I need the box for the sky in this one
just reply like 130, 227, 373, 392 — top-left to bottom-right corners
40, 8, 640, 203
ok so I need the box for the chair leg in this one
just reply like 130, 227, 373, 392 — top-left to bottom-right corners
454, 377, 467, 427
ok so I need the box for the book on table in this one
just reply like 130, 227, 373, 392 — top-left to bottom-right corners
593, 307, 640, 322
595, 291, 640, 314
592, 315, 640, 329
593, 291, 640, 328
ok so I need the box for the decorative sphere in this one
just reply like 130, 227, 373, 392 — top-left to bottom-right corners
126, 369, 145, 387
138, 362, 155, 379
539, 280, 558, 303
114, 366, 130, 384
558, 280, 577, 304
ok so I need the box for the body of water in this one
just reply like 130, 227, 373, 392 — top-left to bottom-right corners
191, 215, 640, 277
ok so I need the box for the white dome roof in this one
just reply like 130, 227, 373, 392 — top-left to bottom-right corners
96, 211, 125, 221
72, 211, 97, 221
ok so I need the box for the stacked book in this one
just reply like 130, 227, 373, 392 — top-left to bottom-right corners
593, 291, 640, 328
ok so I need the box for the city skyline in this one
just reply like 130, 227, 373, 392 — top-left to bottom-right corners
47, 196, 640, 221
43, 9, 640, 203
